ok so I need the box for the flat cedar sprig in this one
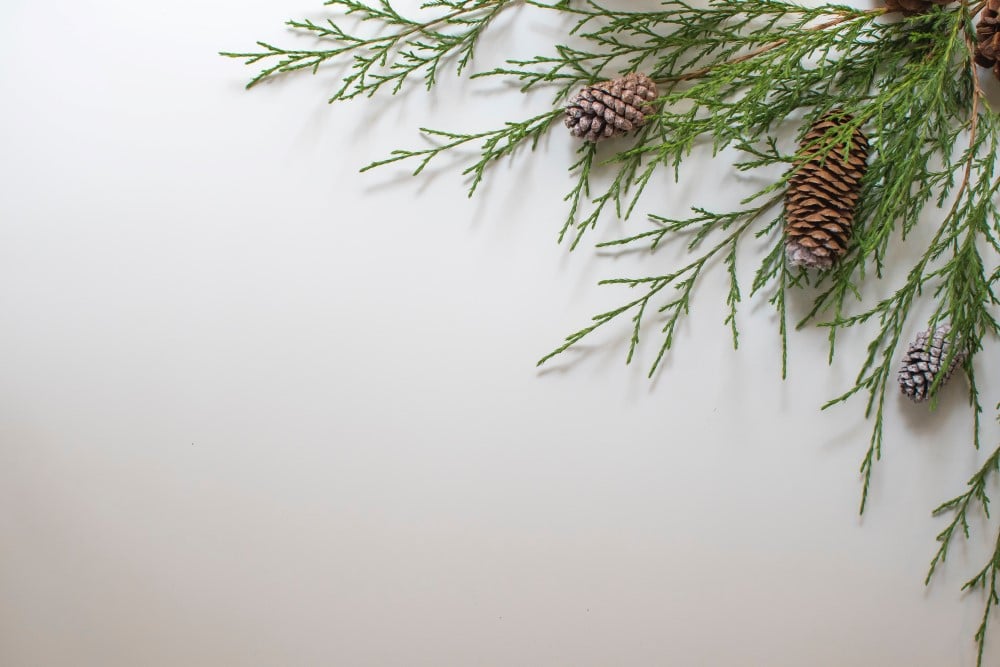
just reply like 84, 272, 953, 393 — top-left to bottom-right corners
476, 1, 876, 100
226, 0, 1000, 662
360, 109, 565, 195
930, 428, 1000, 667
220, 0, 516, 100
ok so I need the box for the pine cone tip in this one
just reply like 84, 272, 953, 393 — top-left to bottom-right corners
786, 241, 836, 270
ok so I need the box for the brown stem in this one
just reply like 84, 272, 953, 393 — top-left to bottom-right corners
947, 0, 987, 216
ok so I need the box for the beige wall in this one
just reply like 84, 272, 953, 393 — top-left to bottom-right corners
0, 0, 994, 664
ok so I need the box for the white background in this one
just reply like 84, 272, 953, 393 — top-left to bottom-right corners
1, 1, 998, 665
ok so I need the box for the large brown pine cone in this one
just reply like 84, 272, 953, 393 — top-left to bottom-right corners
784, 112, 870, 270
564, 72, 658, 142
975, 0, 1000, 79
884, 0, 955, 14
898, 324, 965, 402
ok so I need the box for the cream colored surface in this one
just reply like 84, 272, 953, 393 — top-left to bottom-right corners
0, 1, 996, 665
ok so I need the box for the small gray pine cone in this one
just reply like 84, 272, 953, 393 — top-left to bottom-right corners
784, 112, 870, 269
897, 324, 966, 403
884, 0, 955, 14
975, 0, 1000, 79
564, 72, 658, 142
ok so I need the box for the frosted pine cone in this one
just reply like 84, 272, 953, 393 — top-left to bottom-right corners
898, 324, 966, 403
884, 0, 955, 14
564, 72, 658, 142
975, 0, 1000, 80
784, 112, 869, 269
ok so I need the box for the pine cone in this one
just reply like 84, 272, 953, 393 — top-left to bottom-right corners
898, 324, 965, 403
564, 73, 658, 142
884, 0, 954, 14
975, 0, 1000, 79
784, 112, 869, 269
